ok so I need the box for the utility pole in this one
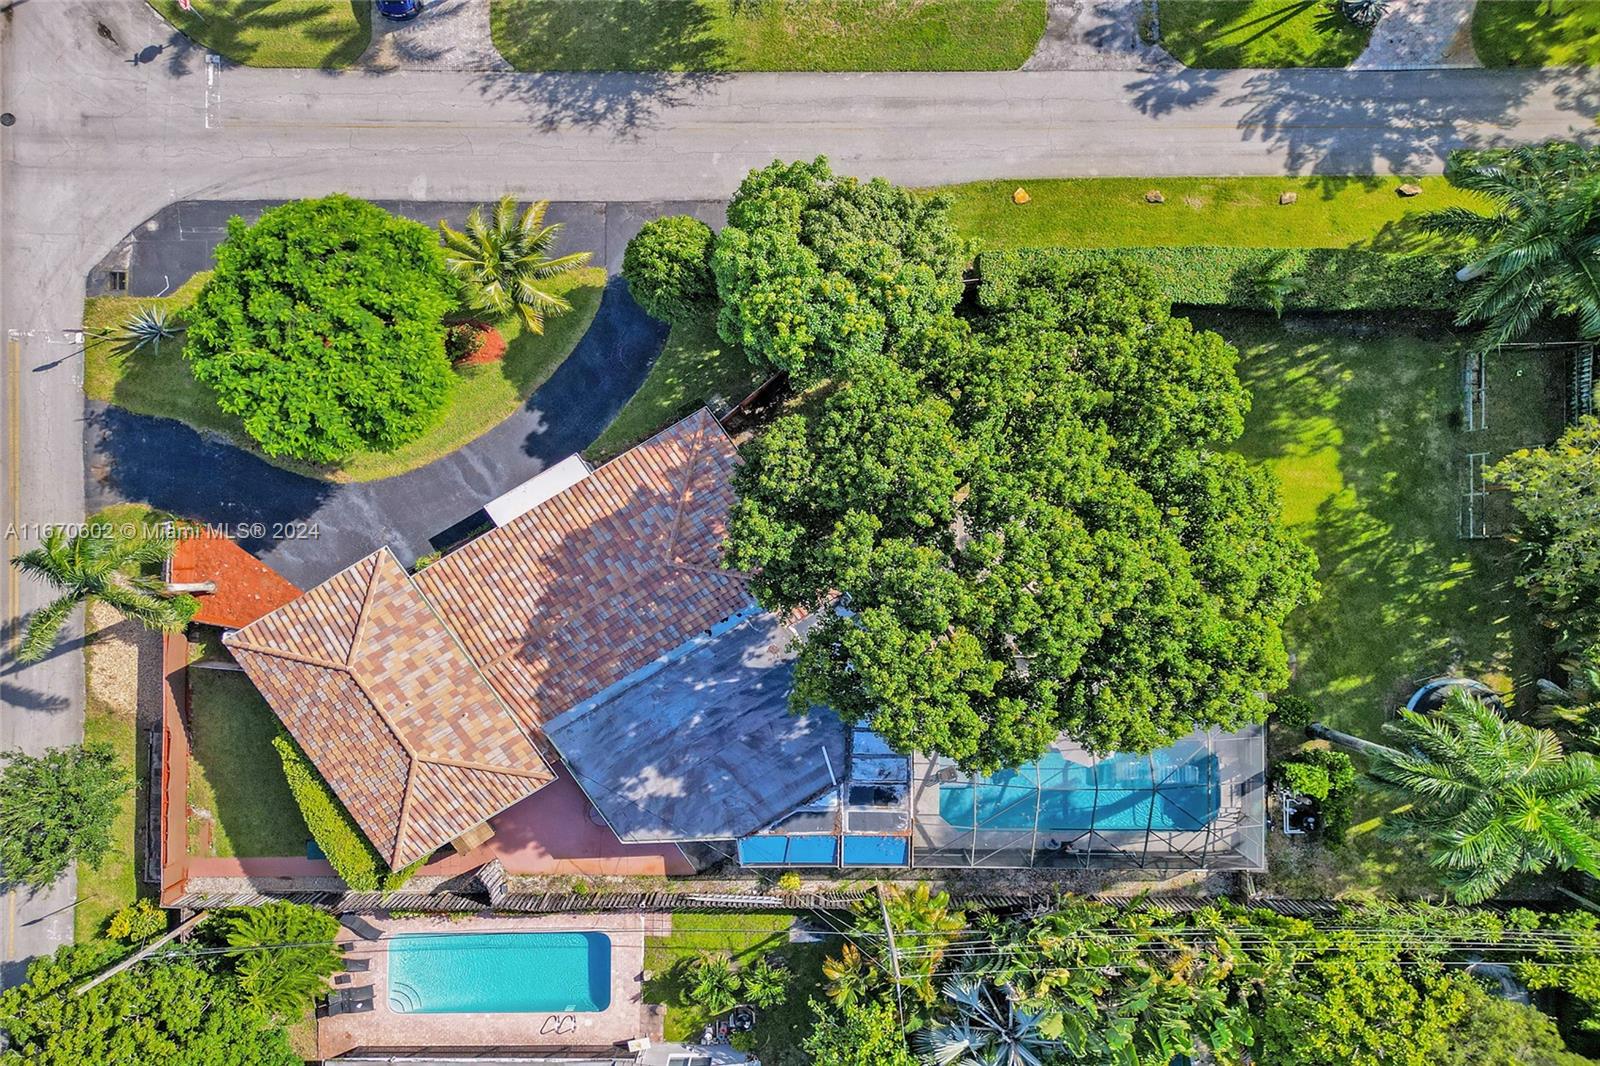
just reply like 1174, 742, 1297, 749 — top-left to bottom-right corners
875, 882, 905, 1026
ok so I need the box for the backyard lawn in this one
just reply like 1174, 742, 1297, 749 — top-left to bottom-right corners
1215, 313, 1565, 896
83, 268, 605, 482
187, 669, 310, 858
1472, 0, 1600, 67
936, 176, 1485, 252
643, 911, 831, 1064
585, 314, 768, 463
1155, 0, 1372, 67
490, 0, 1045, 71
149, 0, 371, 68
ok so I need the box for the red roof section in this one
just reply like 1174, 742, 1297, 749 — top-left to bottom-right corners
168, 530, 301, 629
225, 549, 555, 868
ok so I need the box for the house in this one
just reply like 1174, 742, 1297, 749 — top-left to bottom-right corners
226, 410, 1266, 878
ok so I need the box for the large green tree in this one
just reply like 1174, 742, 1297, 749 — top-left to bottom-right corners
1492, 414, 1600, 635
0, 942, 299, 1066
1424, 142, 1600, 346
0, 743, 130, 888
9, 523, 194, 663
710, 156, 973, 380
184, 195, 456, 464
727, 243, 1315, 768
217, 901, 341, 1020
804, 999, 917, 1066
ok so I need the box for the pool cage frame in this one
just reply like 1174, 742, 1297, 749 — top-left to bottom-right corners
908, 725, 1268, 872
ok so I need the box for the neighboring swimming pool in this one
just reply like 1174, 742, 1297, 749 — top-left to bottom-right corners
937, 749, 1221, 834
387, 931, 611, 1014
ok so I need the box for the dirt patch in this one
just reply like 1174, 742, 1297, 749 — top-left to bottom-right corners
85, 601, 163, 732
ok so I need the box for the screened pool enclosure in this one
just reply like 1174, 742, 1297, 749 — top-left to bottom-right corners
909, 725, 1267, 871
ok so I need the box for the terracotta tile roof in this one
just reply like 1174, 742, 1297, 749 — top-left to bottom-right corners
168, 530, 301, 629
223, 410, 753, 867
413, 408, 751, 739
224, 549, 555, 868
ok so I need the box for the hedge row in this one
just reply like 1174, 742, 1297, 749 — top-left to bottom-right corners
975, 246, 1459, 313
272, 734, 420, 892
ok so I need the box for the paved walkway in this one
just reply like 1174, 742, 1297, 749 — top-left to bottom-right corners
1354, 0, 1481, 70
362, 0, 509, 72
5, 0, 1600, 980
1025, 0, 1176, 71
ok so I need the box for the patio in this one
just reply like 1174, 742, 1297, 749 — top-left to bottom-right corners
319, 913, 657, 1060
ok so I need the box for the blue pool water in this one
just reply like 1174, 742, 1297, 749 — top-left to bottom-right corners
387, 932, 611, 1014
937, 750, 1221, 833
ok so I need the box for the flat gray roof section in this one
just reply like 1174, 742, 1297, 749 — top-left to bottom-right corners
545, 609, 847, 843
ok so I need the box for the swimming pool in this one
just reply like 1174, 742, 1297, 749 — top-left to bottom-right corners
387, 931, 611, 1014
937, 749, 1221, 834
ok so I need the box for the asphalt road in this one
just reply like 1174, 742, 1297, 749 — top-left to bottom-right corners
2, 0, 1598, 983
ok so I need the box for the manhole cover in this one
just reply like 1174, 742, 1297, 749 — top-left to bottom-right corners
0, 114, 14, 127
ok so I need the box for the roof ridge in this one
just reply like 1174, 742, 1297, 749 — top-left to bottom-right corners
415, 752, 553, 781
346, 550, 385, 667
661, 413, 713, 566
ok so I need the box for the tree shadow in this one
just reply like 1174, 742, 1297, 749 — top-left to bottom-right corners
479, 0, 731, 135
153, 0, 372, 70
1216, 311, 1556, 733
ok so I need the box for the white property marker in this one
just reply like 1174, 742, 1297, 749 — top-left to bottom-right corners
204, 54, 222, 130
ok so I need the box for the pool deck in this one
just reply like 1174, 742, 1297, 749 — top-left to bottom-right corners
319, 913, 657, 1060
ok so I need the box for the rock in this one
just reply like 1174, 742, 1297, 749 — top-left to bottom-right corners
1398, 183, 1423, 197
1145, 189, 1165, 204
1279, 191, 1298, 205
1011, 186, 1031, 205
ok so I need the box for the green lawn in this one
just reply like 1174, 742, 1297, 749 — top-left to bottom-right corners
490, 0, 1045, 71
936, 176, 1486, 252
586, 314, 768, 464
83, 268, 605, 483
1472, 0, 1600, 67
187, 669, 310, 858
1156, 0, 1372, 67
149, 0, 371, 68
1218, 313, 1564, 896
643, 911, 831, 1063
78, 660, 140, 940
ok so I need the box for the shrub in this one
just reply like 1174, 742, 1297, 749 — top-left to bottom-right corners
739, 955, 789, 1009
623, 215, 717, 325
445, 321, 507, 366
1277, 748, 1359, 843
776, 870, 804, 893
689, 951, 740, 1015
270, 733, 419, 892
106, 899, 167, 943
1274, 694, 1318, 730
183, 195, 456, 464
976, 246, 1459, 314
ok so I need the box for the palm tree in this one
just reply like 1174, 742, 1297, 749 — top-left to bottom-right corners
1322, 690, 1600, 902
1421, 142, 1600, 347
224, 901, 342, 1019
854, 883, 967, 1006
9, 524, 194, 663
913, 977, 1060, 1066
438, 197, 592, 334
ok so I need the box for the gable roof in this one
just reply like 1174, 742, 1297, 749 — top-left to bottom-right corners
412, 408, 751, 740
224, 548, 555, 868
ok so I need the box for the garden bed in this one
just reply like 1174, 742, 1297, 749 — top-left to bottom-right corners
83, 268, 605, 483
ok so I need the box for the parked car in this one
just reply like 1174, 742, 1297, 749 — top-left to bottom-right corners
375, 0, 421, 20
